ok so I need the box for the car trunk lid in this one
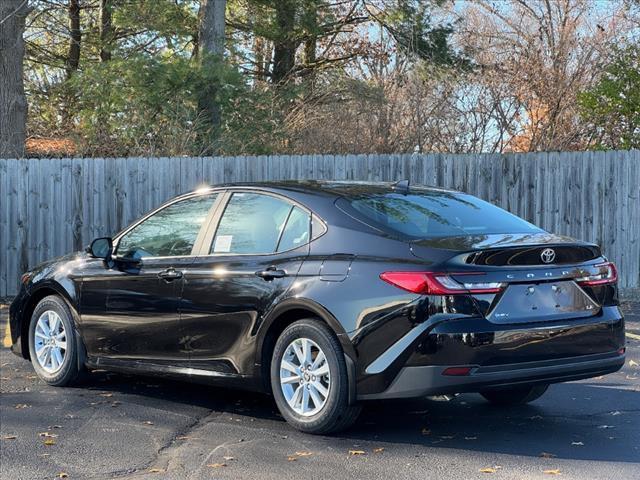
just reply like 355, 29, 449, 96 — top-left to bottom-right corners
410, 233, 605, 324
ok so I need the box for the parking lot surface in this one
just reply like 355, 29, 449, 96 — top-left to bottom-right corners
1, 299, 639, 479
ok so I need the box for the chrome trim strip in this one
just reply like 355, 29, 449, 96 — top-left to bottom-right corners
365, 322, 430, 374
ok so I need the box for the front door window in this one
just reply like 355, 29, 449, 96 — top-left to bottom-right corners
117, 193, 217, 258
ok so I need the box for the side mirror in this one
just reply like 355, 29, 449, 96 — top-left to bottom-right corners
87, 237, 113, 259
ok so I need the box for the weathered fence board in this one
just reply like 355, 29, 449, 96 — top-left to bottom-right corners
0, 151, 638, 296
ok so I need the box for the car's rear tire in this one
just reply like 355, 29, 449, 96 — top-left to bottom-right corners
270, 319, 361, 434
28, 295, 84, 386
480, 384, 549, 406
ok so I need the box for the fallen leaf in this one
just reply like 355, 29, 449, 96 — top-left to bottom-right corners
38, 432, 58, 438
571, 441, 584, 446
57, 473, 69, 479
287, 456, 297, 462
544, 469, 561, 475
223, 456, 235, 461
629, 360, 638, 367
479, 468, 497, 473
110, 401, 121, 407
99, 393, 113, 397
2, 435, 17, 440
176, 436, 190, 440
540, 452, 557, 458
349, 450, 366, 456
14, 404, 30, 409
373, 447, 384, 453
295, 451, 313, 457
44, 439, 56, 446
206, 463, 227, 468
148, 468, 164, 473
143, 421, 154, 425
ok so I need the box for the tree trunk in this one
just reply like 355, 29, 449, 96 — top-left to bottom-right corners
99, 0, 113, 62
302, 1, 317, 83
197, 0, 226, 148
66, 0, 81, 78
303, 0, 317, 64
198, 0, 226, 57
0, 0, 30, 158
254, 35, 266, 81
272, 1, 297, 85
249, 3, 266, 82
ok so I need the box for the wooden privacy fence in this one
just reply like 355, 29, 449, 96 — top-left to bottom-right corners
1, 151, 639, 296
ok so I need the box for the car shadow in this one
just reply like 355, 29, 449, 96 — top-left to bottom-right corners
77, 370, 640, 464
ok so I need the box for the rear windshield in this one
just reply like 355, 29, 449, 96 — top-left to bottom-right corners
343, 191, 542, 239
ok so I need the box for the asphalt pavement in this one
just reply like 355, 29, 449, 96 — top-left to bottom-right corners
1, 299, 639, 480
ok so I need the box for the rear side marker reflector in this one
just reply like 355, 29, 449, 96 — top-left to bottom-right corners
442, 367, 472, 376
379, 271, 505, 295
576, 262, 618, 286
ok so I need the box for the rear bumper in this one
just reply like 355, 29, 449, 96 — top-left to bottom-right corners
354, 305, 625, 400
359, 350, 625, 399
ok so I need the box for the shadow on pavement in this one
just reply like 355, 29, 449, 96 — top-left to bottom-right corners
71, 368, 639, 464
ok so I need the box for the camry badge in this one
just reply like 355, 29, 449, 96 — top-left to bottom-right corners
540, 248, 556, 264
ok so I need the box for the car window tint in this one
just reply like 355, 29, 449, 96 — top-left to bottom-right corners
277, 207, 310, 252
211, 193, 292, 254
117, 194, 217, 258
347, 191, 542, 238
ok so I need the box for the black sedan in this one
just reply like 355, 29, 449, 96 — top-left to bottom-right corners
9, 181, 625, 434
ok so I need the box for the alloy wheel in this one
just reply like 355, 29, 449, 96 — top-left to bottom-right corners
34, 310, 67, 373
279, 337, 331, 416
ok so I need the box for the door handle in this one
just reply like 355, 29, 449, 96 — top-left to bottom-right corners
255, 267, 287, 280
158, 268, 183, 281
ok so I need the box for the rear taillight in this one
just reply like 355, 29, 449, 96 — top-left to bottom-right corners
576, 262, 618, 286
379, 271, 505, 295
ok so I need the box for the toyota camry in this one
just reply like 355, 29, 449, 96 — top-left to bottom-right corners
9, 180, 625, 434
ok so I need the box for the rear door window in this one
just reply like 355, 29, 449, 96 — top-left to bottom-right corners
277, 206, 310, 252
211, 193, 294, 254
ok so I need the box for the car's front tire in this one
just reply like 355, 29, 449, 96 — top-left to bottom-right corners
270, 319, 361, 434
480, 384, 549, 406
28, 295, 84, 386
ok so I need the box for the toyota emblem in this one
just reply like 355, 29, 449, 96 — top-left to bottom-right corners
540, 248, 556, 264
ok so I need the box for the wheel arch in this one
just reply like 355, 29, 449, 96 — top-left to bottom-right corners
255, 299, 356, 399
19, 282, 80, 360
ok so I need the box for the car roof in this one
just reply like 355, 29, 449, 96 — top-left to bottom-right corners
196, 180, 458, 200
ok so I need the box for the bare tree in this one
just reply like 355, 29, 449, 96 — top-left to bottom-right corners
0, 0, 31, 158
456, 0, 632, 152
